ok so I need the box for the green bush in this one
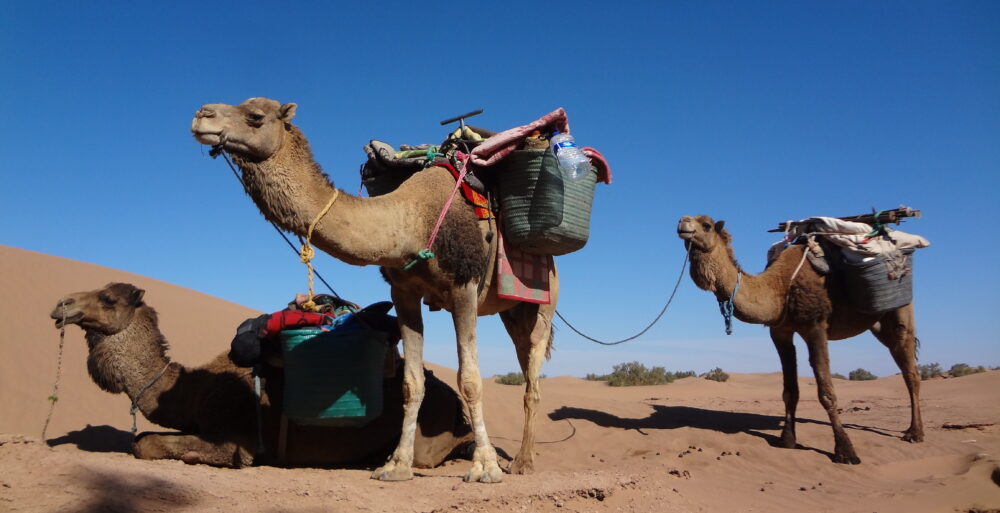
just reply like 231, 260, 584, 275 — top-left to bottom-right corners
832, 373, 847, 380
848, 368, 877, 381
917, 362, 943, 380
584, 373, 608, 381
948, 363, 986, 378
674, 370, 697, 379
494, 372, 525, 386
584, 363, 700, 386
701, 367, 730, 382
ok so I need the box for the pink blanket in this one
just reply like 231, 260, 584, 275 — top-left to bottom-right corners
470, 108, 612, 184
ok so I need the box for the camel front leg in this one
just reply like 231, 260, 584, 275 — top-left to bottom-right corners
372, 289, 425, 481
871, 304, 923, 442
500, 300, 553, 474
770, 327, 799, 449
133, 432, 254, 468
454, 284, 503, 483
801, 326, 860, 464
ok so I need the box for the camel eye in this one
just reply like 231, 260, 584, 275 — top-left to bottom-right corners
702, 222, 712, 230
99, 295, 116, 307
247, 112, 264, 123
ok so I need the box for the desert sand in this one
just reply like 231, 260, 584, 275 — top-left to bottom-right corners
1, 243, 998, 512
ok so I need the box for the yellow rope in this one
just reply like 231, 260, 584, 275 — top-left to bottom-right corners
299, 189, 340, 311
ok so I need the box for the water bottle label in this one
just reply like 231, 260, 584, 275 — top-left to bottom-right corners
554, 141, 577, 149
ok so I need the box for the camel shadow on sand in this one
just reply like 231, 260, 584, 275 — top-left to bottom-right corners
548, 405, 902, 462
47, 424, 134, 454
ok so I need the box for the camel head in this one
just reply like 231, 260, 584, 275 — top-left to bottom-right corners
677, 215, 729, 253
50, 282, 146, 335
191, 97, 297, 161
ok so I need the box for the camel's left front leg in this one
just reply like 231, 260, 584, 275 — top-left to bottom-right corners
454, 283, 503, 483
802, 325, 860, 464
372, 288, 425, 481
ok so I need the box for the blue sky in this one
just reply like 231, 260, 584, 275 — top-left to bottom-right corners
2, 1, 998, 378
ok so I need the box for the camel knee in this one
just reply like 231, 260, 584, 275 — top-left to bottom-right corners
459, 379, 482, 403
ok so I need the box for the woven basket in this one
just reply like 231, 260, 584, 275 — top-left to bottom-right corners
841, 249, 914, 314
280, 327, 389, 427
495, 149, 597, 255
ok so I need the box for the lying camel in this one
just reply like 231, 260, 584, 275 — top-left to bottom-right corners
50, 282, 473, 468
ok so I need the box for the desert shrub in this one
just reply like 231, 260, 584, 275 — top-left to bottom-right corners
584, 373, 609, 381
832, 373, 847, 380
917, 362, 943, 380
848, 368, 877, 381
673, 370, 697, 379
494, 372, 525, 386
701, 367, 730, 382
948, 363, 986, 378
599, 361, 673, 387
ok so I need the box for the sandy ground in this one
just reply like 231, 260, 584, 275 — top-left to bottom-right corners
2, 244, 999, 513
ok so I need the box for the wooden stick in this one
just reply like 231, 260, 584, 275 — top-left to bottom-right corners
769, 206, 921, 232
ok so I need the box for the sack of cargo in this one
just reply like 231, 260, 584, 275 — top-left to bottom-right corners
493, 148, 597, 256
280, 325, 390, 427
841, 248, 914, 314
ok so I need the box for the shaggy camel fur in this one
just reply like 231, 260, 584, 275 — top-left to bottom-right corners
50, 282, 473, 468
191, 98, 558, 482
677, 215, 922, 464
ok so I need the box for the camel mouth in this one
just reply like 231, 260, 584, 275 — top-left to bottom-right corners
52, 312, 83, 329
677, 229, 696, 240
193, 130, 222, 146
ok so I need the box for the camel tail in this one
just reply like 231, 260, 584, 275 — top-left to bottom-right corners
546, 325, 555, 360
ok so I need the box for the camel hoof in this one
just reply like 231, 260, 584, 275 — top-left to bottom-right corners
508, 458, 534, 475
778, 434, 797, 449
833, 453, 861, 465
901, 430, 924, 443
371, 465, 413, 482
463, 462, 504, 483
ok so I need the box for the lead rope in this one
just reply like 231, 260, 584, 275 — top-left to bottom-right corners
41, 305, 67, 441
556, 245, 690, 345
130, 362, 171, 437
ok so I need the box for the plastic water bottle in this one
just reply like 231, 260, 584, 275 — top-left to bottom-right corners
550, 132, 591, 180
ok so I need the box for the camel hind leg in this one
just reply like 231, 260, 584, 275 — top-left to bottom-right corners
870, 303, 923, 442
499, 299, 554, 474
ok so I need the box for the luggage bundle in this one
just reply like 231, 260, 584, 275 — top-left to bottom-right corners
770, 208, 929, 315
359, 108, 611, 256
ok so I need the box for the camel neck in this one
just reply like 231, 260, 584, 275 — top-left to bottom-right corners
689, 244, 789, 326
232, 127, 428, 267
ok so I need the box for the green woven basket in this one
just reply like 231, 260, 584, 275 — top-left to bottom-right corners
495, 149, 597, 255
280, 327, 389, 427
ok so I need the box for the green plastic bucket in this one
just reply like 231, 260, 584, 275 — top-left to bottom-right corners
495, 149, 597, 255
279, 327, 389, 426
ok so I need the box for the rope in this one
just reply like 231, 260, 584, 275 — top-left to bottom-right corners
555, 246, 690, 346
253, 365, 265, 456
213, 149, 341, 298
404, 153, 472, 270
718, 271, 741, 335
130, 362, 171, 436
41, 306, 67, 441
299, 189, 341, 311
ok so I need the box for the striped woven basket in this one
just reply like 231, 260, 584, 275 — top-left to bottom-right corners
495, 149, 597, 256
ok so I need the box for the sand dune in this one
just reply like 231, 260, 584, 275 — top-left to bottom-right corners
2, 244, 998, 512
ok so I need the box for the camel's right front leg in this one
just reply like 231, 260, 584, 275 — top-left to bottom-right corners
372, 289, 425, 482
133, 432, 254, 468
801, 325, 860, 464
770, 327, 799, 449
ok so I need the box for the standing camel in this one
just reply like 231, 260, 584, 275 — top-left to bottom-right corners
677, 215, 922, 464
191, 97, 557, 482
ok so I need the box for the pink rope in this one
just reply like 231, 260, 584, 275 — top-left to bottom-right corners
425, 153, 470, 252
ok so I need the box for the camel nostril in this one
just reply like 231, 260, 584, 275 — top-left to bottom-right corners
60, 298, 75, 307
198, 108, 216, 119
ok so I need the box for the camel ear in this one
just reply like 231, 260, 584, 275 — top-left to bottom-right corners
128, 287, 145, 306
278, 103, 297, 122
714, 220, 726, 232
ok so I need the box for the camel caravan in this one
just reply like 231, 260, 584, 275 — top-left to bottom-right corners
51, 97, 930, 481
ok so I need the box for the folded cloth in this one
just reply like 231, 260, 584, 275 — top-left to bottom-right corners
496, 229, 552, 304
800, 217, 930, 258
434, 160, 491, 219
470, 108, 612, 184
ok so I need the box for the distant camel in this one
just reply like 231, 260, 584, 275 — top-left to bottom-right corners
50, 282, 473, 468
192, 98, 558, 482
677, 215, 922, 464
